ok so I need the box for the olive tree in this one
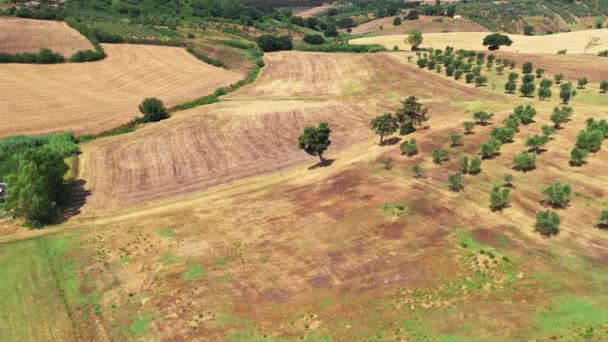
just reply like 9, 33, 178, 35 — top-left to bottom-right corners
469, 156, 482, 174
448, 172, 464, 191
559, 82, 577, 104
490, 184, 510, 211
432, 148, 449, 164
451, 133, 463, 147
474, 111, 494, 125
536, 210, 561, 236
520, 82, 536, 97
600, 80, 608, 93
542, 182, 571, 208
599, 210, 608, 228
463, 121, 475, 134
371, 113, 399, 144
525, 134, 549, 152
513, 151, 536, 171
550, 106, 573, 128
400, 138, 418, 156
569, 147, 589, 166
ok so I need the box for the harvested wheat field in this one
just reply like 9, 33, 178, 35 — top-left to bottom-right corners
295, 5, 332, 18
351, 29, 608, 54
350, 15, 488, 35
0, 44, 242, 137
0, 17, 93, 56
78, 51, 496, 213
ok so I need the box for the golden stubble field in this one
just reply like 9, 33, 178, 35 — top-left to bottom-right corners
0, 44, 242, 137
351, 28, 608, 54
0, 17, 93, 56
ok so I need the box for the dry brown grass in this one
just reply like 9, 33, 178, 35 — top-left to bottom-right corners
295, 5, 333, 18
350, 15, 488, 36
351, 29, 608, 54
0, 44, 242, 137
0, 17, 93, 56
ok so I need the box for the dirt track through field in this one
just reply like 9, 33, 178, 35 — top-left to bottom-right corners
0, 17, 93, 56
0, 44, 242, 137
78, 52, 495, 214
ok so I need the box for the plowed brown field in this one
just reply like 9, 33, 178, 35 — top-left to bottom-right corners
0, 44, 242, 137
78, 51, 494, 213
0, 17, 93, 56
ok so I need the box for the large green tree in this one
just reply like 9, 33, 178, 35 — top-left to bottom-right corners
298, 122, 332, 163
482, 33, 513, 50
371, 113, 399, 144
407, 29, 423, 50
3, 148, 69, 227
396, 96, 429, 133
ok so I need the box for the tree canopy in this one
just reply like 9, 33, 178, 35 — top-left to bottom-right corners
482, 33, 513, 50
298, 122, 332, 163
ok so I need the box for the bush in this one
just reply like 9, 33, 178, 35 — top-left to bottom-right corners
412, 164, 424, 178
138, 98, 169, 123
465, 72, 475, 83
474, 111, 493, 125
522, 62, 533, 74
0, 47, 65, 64
303, 34, 325, 45
522, 74, 535, 84
446, 65, 455, 76
538, 87, 552, 100
542, 125, 556, 136
491, 127, 515, 143
503, 114, 521, 131
496, 65, 504, 75
393, 17, 402, 26
450, 133, 463, 147
296, 43, 385, 53
540, 78, 553, 89
490, 184, 510, 211
554, 74, 564, 84
520, 82, 536, 97
525, 134, 549, 152
542, 182, 571, 207
187, 48, 225, 68
577, 77, 588, 89
508, 72, 519, 82
400, 139, 418, 156
535, 68, 545, 78
463, 121, 475, 134
557, 49, 567, 55
559, 82, 577, 104
550, 106, 573, 128
599, 210, 608, 228
469, 156, 482, 175
480, 138, 502, 159
513, 151, 536, 171
599, 50, 608, 57
448, 173, 464, 191
513, 104, 537, 125
536, 210, 561, 236
504, 82, 517, 94
504, 173, 514, 187
570, 147, 589, 166
474, 75, 488, 87
601, 80, 608, 93
432, 148, 449, 164
458, 155, 469, 173
575, 129, 604, 152
257, 35, 293, 52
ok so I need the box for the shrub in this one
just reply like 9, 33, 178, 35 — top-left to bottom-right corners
601, 80, 608, 93
417, 58, 428, 68
446, 65, 455, 76
525, 134, 549, 152
522, 62, 533, 74
554, 74, 564, 84
412, 164, 424, 178
504, 82, 517, 94
490, 184, 510, 211
474, 111, 493, 125
569, 147, 589, 166
480, 138, 502, 159
550, 106, 572, 128
599, 50, 608, 57
542, 183, 571, 207
557, 49, 567, 55
504, 173, 514, 187
559, 82, 577, 104
187, 48, 225, 68
503, 114, 521, 131
496, 65, 504, 75
303, 34, 325, 45
450, 133, 463, 147
519, 82, 536, 97
513, 151, 536, 171
458, 155, 469, 173
474, 75, 488, 86
535, 68, 545, 78
138, 98, 169, 122
463, 121, 475, 134
469, 156, 482, 175
510, 60, 516, 69
514, 104, 537, 125
432, 148, 449, 164
577, 77, 588, 89
448, 173, 464, 191
542, 124, 556, 136
599, 210, 608, 228
257, 35, 293, 52
454, 69, 463, 80
465, 72, 475, 83
472, 66, 481, 75
400, 139, 418, 156
575, 129, 604, 152
536, 210, 561, 236
393, 17, 402, 26
491, 127, 515, 143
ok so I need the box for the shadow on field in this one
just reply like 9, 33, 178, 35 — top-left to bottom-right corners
382, 137, 402, 146
309, 159, 335, 170
64, 179, 91, 219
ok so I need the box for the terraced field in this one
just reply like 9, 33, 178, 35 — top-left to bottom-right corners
0, 44, 242, 137
0, 17, 93, 56
351, 29, 608, 54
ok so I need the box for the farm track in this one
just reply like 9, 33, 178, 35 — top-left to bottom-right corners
78, 51, 495, 214
0, 44, 242, 137
0, 17, 93, 56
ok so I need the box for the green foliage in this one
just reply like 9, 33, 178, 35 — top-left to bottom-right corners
446, 65, 455, 76
600, 80, 608, 93
474, 75, 488, 86
505, 81, 517, 94
554, 74, 564, 84
491, 127, 516, 143
184, 263, 205, 281
586, 118, 608, 137
504, 173, 514, 187
469, 156, 482, 175
303, 34, 325, 45
557, 49, 567, 55
458, 155, 470, 174
465, 72, 475, 83
400, 139, 418, 156
396, 96, 429, 131
496, 65, 505, 75
463, 121, 475, 134
417, 58, 428, 68
522, 74, 535, 84
550, 106, 573, 128
3, 148, 69, 227
450, 133, 463, 147
525, 134, 549, 152
474, 111, 493, 125
513, 151, 536, 171
432, 148, 449, 164
380, 202, 405, 217
542, 124, 556, 136
542, 182, 572, 208
412, 164, 424, 178
298, 122, 332, 162
186, 48, 225, 68
296, 43, 385, 53
482, 33, 512, 50
503, 114, 521, 131
575, 129, 604, 152
371, 113, 399, 144
393, 17, 402, 26
535, 68, 545, 78
522, 62, 534, 74
520, 82, 536, 97
599, 210, 608, 228
0, 47, 65, 64
600, 50, 608, 57
536, 210, 561, 236
577, 77, 588, 89
448, 172, 464, 191
490, 184, 510, 211
138, 98, 169, 123
480, 138, 502, 159
559, 82, 577, 104
257, 35, 293, 52
407, 29, 423, 50
538, 87, 552, 101
540, 78, 553, 89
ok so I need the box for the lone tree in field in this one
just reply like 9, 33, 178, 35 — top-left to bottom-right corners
371, 113, 399, 144
542, 182, 572, 208
536, 210, 561, 236
525, 134, 549, 153
474, 111, 493, 125
139, 97, 169, 122
396, 96, 429, 133
448, 172, 464, 191
4, 147, 69, 227
298, 122, 332, 164
490, 184, 510, 211
407, 29, 423, 50
482, 33, 513, 50
513, 151, 536, 172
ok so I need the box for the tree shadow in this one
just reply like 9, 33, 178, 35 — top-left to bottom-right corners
63, 179, 91, 220
381, 137, 402, 146
308, 158, 335, 170
528, 148, 548, 154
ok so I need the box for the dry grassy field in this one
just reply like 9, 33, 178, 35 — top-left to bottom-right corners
0, 17, 93, 56
2, 28, 608, 341
351, 29, 608, 54
0, 44, 242, 137
295, 5, 332, 18
350, 15, 488, 35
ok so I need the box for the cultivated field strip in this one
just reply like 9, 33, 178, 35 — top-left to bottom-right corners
79, 52, 494, 213
0, 18, 93, 56
0, 44, 242, 136
351, 29, 608, 54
